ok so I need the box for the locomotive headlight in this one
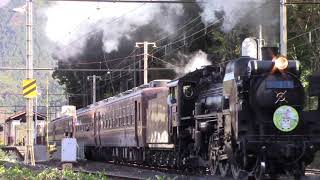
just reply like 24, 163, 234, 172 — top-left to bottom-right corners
275, 57, 288, 70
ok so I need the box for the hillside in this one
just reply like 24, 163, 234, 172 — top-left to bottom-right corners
0, 0, 67, 121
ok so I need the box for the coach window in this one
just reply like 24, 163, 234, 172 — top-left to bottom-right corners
131, 105, 134, 125
123, 107, 126, 125
138, 102, 141, 121
115, 109, 117, 127
119, 108, 122, 127
111, 110, 114, 128
126, 106, 129, 125
123, 107, 126, 126
114, 109, 117, 127
116, 108, 119, 127
112, 114, 114, 128
120, 107, 122, 126
118, 108, 120, 127
123, 108, 126, 126
121, 108, 124, 127
103, 114, 106, 128
120, 108, 123, 126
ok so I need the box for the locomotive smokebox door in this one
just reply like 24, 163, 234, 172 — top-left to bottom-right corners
61, 138, 77, 162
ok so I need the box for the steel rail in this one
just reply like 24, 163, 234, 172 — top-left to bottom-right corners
48, 0, 201, 3
0, 67, 178, 71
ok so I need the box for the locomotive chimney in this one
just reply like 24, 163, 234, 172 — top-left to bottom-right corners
261, 47, 279, 61
241, 37, 258, 59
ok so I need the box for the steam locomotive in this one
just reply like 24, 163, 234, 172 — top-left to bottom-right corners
49, 42, 320, 179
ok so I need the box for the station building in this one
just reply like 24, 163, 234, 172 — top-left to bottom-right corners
1, 111, 46, 146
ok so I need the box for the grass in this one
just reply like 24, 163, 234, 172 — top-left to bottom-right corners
0, 149, 107, 180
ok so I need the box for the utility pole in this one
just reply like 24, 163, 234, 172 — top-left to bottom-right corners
135, 42, 156, 84
25, 0, 35, 166
87, 75, 101, 104
34, 95, 37, 144
280, 0, 287, 56
46, 77, 49, 149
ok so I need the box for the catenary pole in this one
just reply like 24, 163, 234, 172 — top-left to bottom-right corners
135, 42, 156, 84
280, 0, 287, 56
25, 0, 35, 165
87, 75, 101, 104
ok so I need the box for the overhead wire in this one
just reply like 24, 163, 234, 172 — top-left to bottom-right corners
66, 53, 144, 66
153, 15, 202, 44
288, 26, 320, 41
147, 54, 181, 68
149, 19, 205, 55
57, 3, 147, 54
150, 17, 224, 57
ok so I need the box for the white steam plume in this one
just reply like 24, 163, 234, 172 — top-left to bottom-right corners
184, 50, 211, 73
197, 0, 277, 32
0, 0, 10, 8
172, 50, 211, 76
45, 2, 183, 59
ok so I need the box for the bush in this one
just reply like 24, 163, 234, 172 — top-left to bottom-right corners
0, 149, 17, 163
0, 165, 108, 180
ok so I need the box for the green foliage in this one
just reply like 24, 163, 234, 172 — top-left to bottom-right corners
0, 149, 18, 163
36, 168, 61, 180
287, 4, 320, 82
0, 165, 108, 180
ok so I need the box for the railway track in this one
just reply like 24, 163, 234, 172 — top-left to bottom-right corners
41, 160, 193, 180
42, 160, 320, 180
4, 159, 320, 179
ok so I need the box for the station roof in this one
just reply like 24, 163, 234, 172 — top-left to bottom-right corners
5, 111, 46, 123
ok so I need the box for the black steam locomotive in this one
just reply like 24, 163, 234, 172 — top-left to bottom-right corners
49, 47, 320, 180
166, 52, 320, 179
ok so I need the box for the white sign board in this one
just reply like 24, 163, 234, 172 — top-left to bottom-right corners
61, 105, 76, 117
61, 138, 77, 162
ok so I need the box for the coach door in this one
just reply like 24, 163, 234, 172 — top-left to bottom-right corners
134, 101, 139, 147
168, 86, 177, 136
94, 111, 101, 146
